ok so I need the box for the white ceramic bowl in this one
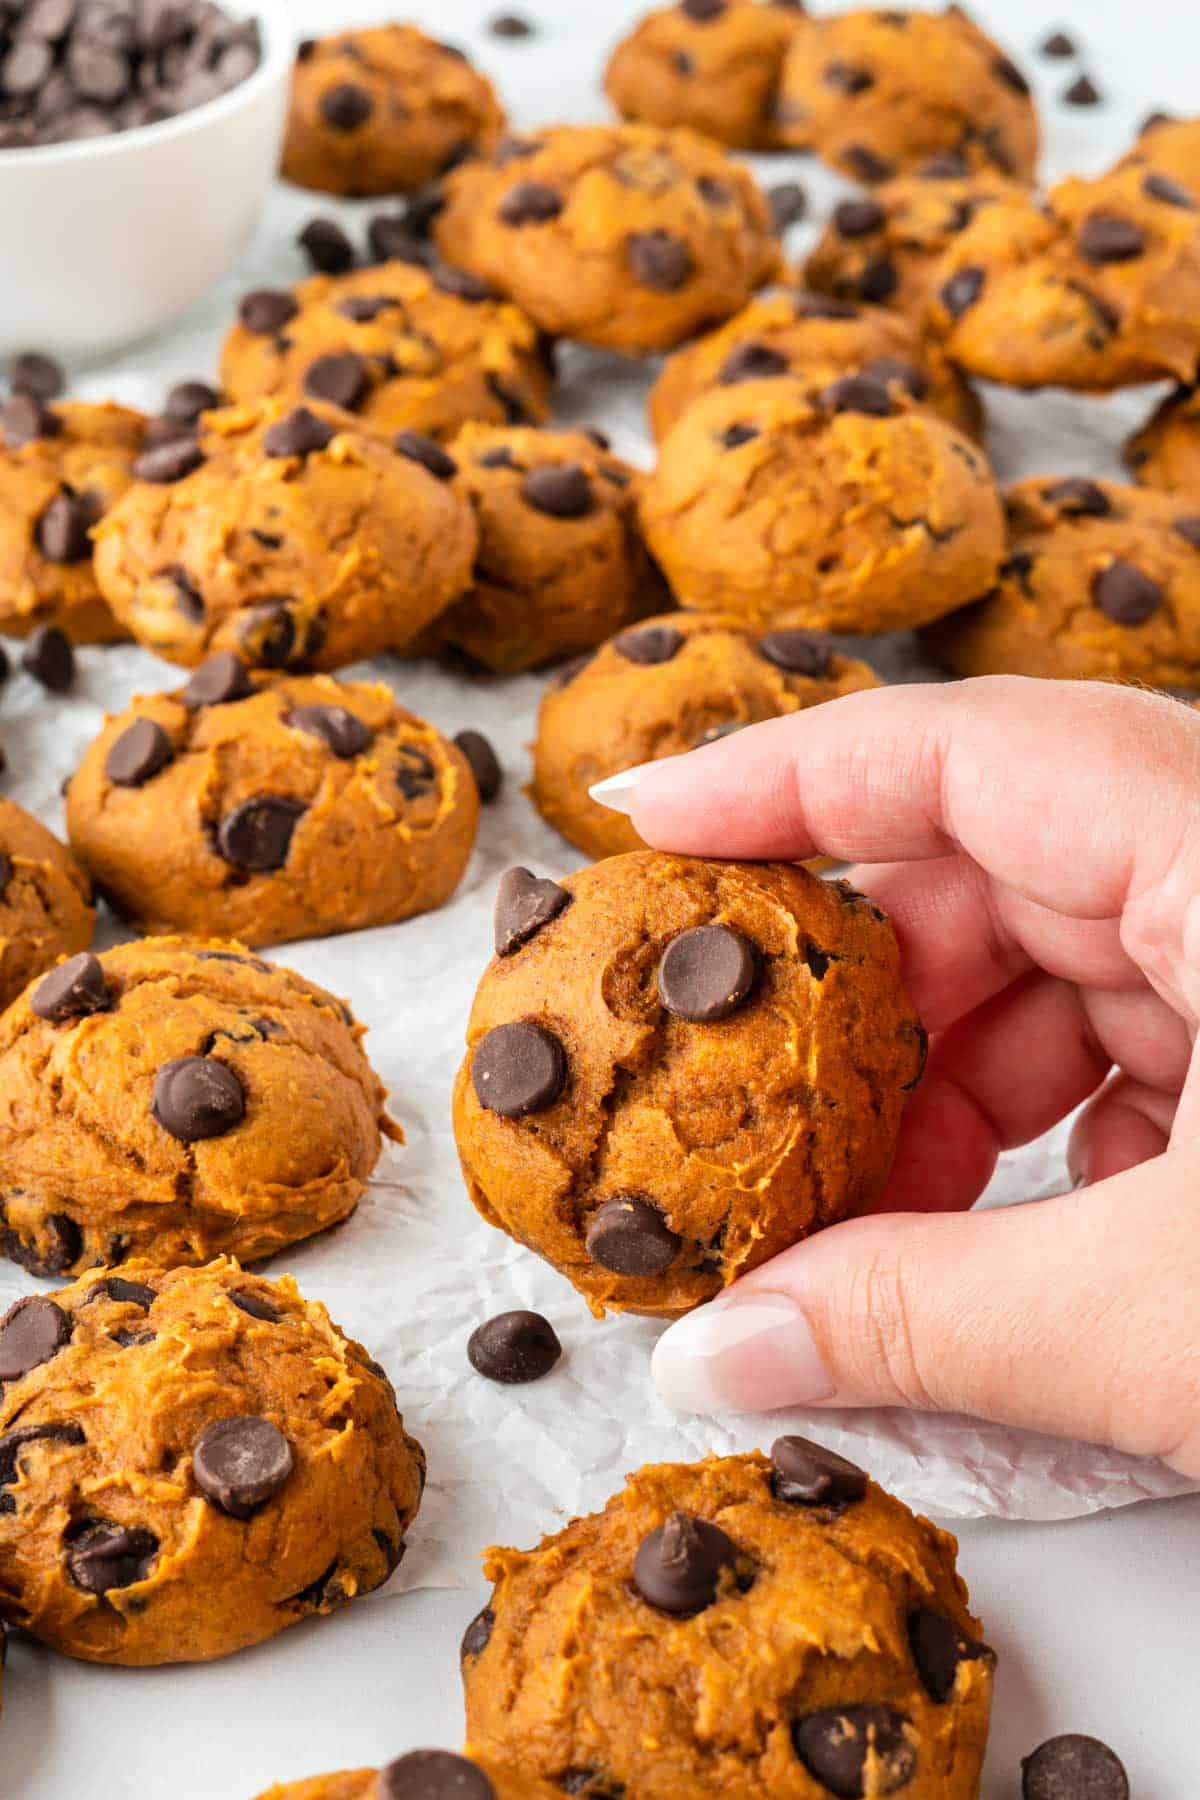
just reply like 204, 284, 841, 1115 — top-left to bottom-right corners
0, 0, 294, 364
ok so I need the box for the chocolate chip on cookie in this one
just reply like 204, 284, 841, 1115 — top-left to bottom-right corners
394, 431, 458, 480
659, 924, 757, 1022
633, 1511, 739, 1615
262, 406, 335, 459
494, 866, 571, 956
151, 1056, 246, 1143
66, 1520, 160, 1595
909, 1607, 995, 1704
289, 704, 373, 758
181, 652, 254, 709
105, 720, 174, 787
586, 1197, 681, 1276
379, 1753, 495, 1800
0, 1296, 72, 1381
1092, 559, 1163, 624
472, 1020, 567, 1116
239, 290, 300, 335
31, 952, 111, 1024
758, 629, 834, 676
520, 463, 593, 517
793, 1706, 916, 1795
193, 1415, 295, 1518
770, 1435, 868, 1507
615, 624, 684, 664
302, 351, 370, 411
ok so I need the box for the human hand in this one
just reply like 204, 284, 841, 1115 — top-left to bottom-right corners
592, 676, 1200, 1476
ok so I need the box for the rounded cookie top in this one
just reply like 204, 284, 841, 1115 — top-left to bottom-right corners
775, 6, 1038, 185
1125, 382, 1200, 497
256, 1753, 559, 1799
639, 374, 1004, 632
531, 613, 880, 861
433, 122, 779, 354
418, 424, 661, 674
0, 796, 94, 1013
604, 0, 805, 150
219, 260, 552, 441
66, 670, 478, 947
92, 398, 477, 671
648, 286, 981, 440
281, 25, 505, 197
0, 398, 146, 643
0, 1257, 424, 1665
453, 852, 923, 1318
924, 477, 1200, 688
927, 163, 1200, 390
1117, 112, 1200, 197
0, 936, 396, 1276
462, 1448, 994, 1799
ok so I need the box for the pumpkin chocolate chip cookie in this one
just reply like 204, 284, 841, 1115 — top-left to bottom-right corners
0, 397, 146, 643
0, 937, 397, 1276
647, 287, 982, 441
433, 122, 779, 354
66, 670, 477, 946
640, 375, 1004, 632
453, 852, 923, 1318
604, 0, 806, 150
1117, 111, 1200, 198
282, 25, 505, 197
219, 261, 552, 441
93, 398, 477, 671
774, 6, 1038, 186
1125, 383, 1200, 498
926, 163, 1200, 390
462, 1446, 994, 1797
0, 1258, 424, 1665
924, 477, 1200, 687
0, 797, 93, 1013
255, 1752, 558, 1799
531, 614, 879, 862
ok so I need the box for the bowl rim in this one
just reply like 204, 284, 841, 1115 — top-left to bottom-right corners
0, 0, 295, 170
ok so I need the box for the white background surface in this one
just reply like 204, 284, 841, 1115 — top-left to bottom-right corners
2, 0, 1199, 1794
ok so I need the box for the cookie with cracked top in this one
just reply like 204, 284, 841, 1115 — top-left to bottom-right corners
0, 796, 94, 1012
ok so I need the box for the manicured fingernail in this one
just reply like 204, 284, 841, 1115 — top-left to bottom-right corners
651, 1290, 835, 1415
588, 763, 655, 814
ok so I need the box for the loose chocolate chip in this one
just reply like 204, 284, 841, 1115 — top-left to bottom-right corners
794, 292, 859, 320
718, 341, 790, 384
21, 622, 73, 692
767, 180, 807, 232
379, 1753, 495, 1800
993, 54, 1030, 95
681, 0, 725, 15
1143, 171, 1197, 210
908, 1608, 994, 1703
490, 10, 535, 35
2, 392, 60, 447
88, 1277, 155, 1310
468, 1310, 562, 1383
1043, 478, 1110, 516
821, 372, 894, 417
320, 80, 373, 131
498, 180, 563, 225
1092, 560, 1162, 625
494, 866, 571, 956
0, 1295, 72, 1381
303, 351, 369, 412
471, 1020, 567, 1116
10, 351, 64, 400
454, 729, 502, 803
758, 629, 834, 677
105, 718, 173, 787
719, 422, 759, 449
1173, 516, 1200, 550
394, 430, 457, 479
0, 1423, 85, 1492
238, 289, 299, 335
659, 924, 757, 1023
66, 1520, 159, 1595
634, 1511, 739, 1615
834, 197, 885, 238
1078, 213, 1146, 264
230, 1290, 280, 1323
626, 229, 694, 291
181, 652, 253, 709
1040, 29, 1076, 56
520, 463, 593, 518
396, 744, 436, 799
36, 488, 97, 563
215, 796, 307, 871
290, 703, 372, 758
31, 950, 111, 1023
262, 406, 335, 459
1063, 73, 1101, 105
586, 1196, 680, 1276
863, 356, 929, 400
298, 216, 356, 274
132, 437, 204, 483
461, 1605, 494, 1660
855, 257, 899, 303
615, 624, 684, 664
151, 1056, 246, 1143
163, 380, 220, 426
824, 59, 873, 93
843, 145, 895, 183
770, 1434, 868, 1506
193, 1414, 294, 1518
1022, 1735, 1128, 1800
939, 265, 985, 317
793, 1706, 916, 1798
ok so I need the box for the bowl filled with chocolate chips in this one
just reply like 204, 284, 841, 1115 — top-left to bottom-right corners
0, 0, 293, 360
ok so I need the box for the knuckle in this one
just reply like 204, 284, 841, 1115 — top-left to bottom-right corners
844, 1245, 939, 1412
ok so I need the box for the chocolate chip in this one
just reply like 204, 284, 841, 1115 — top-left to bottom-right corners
758, 629, 834, 677
1043, 478, 1110, 516
855, 257, 899, 303
586, 1196, 680, 1275
1022, 1735, 1128, 1800
468, 1310, 562, 1383
461, 1605, 494, 1660
498, 180, 563, 225
864, 357, 928, 400
105, 718, 173, 787
908, 1608, 994, 1703
262, 406, 334, 459
681, 0, 725, 15
21, 622, 73, 692
88, 1277, 155, 1310
238, 289, 298, 335
338, 293, 397, 324
394, 430, 457, 480
4, 1211, 80, 1278
379, 1753, 495, 1800
66, 1520, 159, 1594
0, 853, 11, 900
0, 1295, 72, 1381
2, 392, 60, 447
770, 1434, 868, 1506
1092, 560, 1162, 625
793, 1707, 915, 1797
1063, 73, 1101, 105
181, 652, 253, 709
489, 11, 535, 35
1040, 29, 1076, 56
834, 197, 885, 238
494, 866, 571, 956
454, 729, 502, 803
824, 59, 873, 93
132, 436, 204, 483
471, 1020, 567, 1116
633, 1511, 739, 1616
626, 229, 694, 291
192, 1414, 293, 1518
659, 924, 757, 1023
0, 1423, 84, 1492
767, 180, 807, 232
303, 352, 369, 412
615, 624, 684, 664
1078, 213, 1146, 264
520, 463, 593, 518
993, 54, 1030, 95
1173, 516, 1200, 550
396, 744, 436, 799
10, 351, 64, 400
939, 265, 985, 317
238, 600, 299, 667
320, 79, 372, 131
821, 372, 894, 417
432, 260, 498, 302
215, 795, 307, 871
919, 149, 970, 177
163, 380, 220, 426
843, 145, 895, 183
31, 950, 110, 1022
290, 703, 372, 758
35, 488, 98, 563
794, 292, 859, 320
230, 1290, 280, 1323
1142, 171, 1196, 211
298, 216, 356, 274
719, 422, 759, 449
718, 341, 790, 384
151, 1056, 246, 1143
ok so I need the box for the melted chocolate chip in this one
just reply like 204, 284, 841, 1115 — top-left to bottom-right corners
0, 1295, 72, 1382
633, 1511, 739, 1615
262, 407, 334, 459
1078, 213, 1146, 264
36, 488, 98, 563
940, 266, 985, 317
842, 145, 895, 183
864, 357, 928, 400
88, 1277, 155, 1310
320, 80, 373, 131
151, 1056, 246, 1143
1043, 478, 1111, 516
520, 463, 593, 518
471, 1020, 567, 1116
1092, 560, 1163, 625
718, 341, 791, 385
31, 951, 111, 1023
4, 1213, 81, 1278
586, 1196, 680, 1276
394, 431, 457, 480
626, 229, 694, 291
658, 924, 757, 1022
494, 866, 571, 956
132, 437, 204, 483
614, 624, 683, 664
0, 1422, 85, 1490
105, 718, 173, 787
834, 197, 885, 238
396, 744, 436, 800
792, 1707, 916, 1797
215, 796, 307, 870
908, 1607, 995, 1703
461, 1604, 494, 1661
718, 422, 759, 450
771, 1435, 869, 1507
468, 1310, 562, 1383
821, 372, 894, 417
758, 629, 834, 677
230, 1290, 280, 1323
66, 1519, 159, 1594
193, 1415, 294, 1517
498, 180, 563, 225
824, 59, 873, 93
289, 704, 373, 758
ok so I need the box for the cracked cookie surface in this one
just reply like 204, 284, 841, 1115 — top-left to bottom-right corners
93, 398, 477, 671
0, 797, 93, 1012
0, 936, 397, 1275
256, 1753, 557, 1799
0, 1258, 423, 1665
453, 853, 923, 1319
66, 671, 477, 946
282, 25, 505, 196
462, 1448, 993, 1798
640, 375, 1003, 632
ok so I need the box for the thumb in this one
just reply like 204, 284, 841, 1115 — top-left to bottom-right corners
651, 1147, 1200, 1478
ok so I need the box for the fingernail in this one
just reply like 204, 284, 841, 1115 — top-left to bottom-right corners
587, 763, 655, 815
651, 1290, 836, 1415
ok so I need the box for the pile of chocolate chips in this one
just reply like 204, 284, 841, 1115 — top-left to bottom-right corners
0, 0, 261, 149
